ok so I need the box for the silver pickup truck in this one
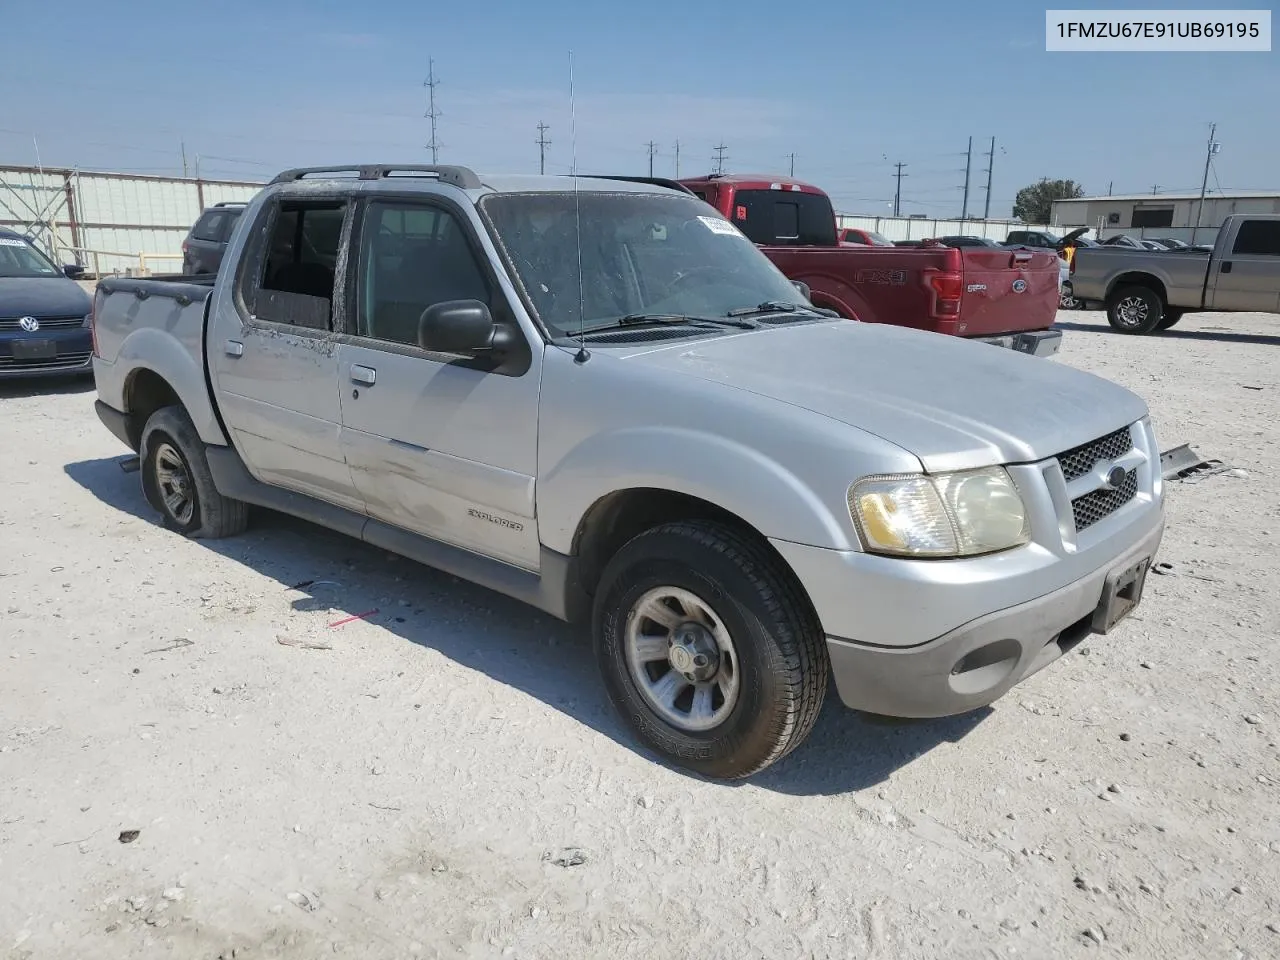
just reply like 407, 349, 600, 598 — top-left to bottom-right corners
1067, 214, 1280, 334
90, 164, 1166, 779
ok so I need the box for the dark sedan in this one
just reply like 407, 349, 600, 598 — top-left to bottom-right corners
0, 230, 93, 380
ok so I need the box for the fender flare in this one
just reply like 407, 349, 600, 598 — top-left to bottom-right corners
117, 327, 228, 446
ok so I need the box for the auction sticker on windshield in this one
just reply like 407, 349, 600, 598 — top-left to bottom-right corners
0, 238, 28, 246
698, 215, 746, 237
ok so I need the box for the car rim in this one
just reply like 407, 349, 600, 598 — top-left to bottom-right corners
154, 442, 195, 525
1116, 295, 1148, 327
624, 586, 740, 733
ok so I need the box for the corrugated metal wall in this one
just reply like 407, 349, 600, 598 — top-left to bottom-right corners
0, 165, 262, 275
835, 214, 1052, 242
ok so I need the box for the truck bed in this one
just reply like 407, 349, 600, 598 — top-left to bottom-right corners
762, 243, 1060, 339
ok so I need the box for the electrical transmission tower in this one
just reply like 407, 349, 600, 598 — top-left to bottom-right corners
712, 142, 728, 175
423, 59, 441, 163
536, 122, 551, 175
961, 136, 973, 219
646, 140, 658, 177
982, 136, 996, 219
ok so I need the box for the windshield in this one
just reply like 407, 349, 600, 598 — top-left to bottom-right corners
480, 191, 808, 337
0, 236, 61, 279
864, 231, 894, 246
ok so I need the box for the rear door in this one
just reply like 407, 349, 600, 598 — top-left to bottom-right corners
955, 247, 1060, 336
1206, 219, 1280, 312
336, 194, 542, 570
210, 193, 362, 512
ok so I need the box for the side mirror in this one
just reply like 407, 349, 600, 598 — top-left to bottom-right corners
63, 264, 85, 279
791, 279, 811, 301
417, 299, 512, 358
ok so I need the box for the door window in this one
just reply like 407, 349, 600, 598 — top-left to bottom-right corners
356, 201, 492, 347
1231, 220, 1280, 256
249, 201, 347, 330
192, 211, 227, 242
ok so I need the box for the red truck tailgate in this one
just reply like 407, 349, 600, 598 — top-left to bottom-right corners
955, 248, 1059, 338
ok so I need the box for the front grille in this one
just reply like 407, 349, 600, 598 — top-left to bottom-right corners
1056, 426, 1134, 483
0, 316, 84, 331
1072, 470, 1138, 531
0, 351, 92, 370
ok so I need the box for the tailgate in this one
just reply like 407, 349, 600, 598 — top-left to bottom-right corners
956, 248, 1059, 337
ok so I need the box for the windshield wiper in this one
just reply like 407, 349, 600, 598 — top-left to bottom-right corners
578, 313, 757, 335
725, 300, 822, 318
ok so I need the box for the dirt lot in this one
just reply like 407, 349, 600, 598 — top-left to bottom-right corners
2, 309, 1278, 960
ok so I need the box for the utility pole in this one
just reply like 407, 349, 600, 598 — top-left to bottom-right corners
982, 136, 995, 219
1107, 181, 1113, 196
674, 139, 680, 178
1151, 184, 1161, 194
892, 162, 908, 216
181, 140, 189, 178
961, 136, 973, 220
787, 152, 795, 177
423, 59, 441, 163
646, 140, 658, 177
712, 142, 728, 175
536, 122, 551, 175
1191, 122, 1219, 246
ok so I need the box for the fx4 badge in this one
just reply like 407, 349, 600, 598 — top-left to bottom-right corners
854, 268, 907, 285
468, 508, 524, 532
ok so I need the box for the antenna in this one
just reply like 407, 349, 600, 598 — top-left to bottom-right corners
424, 59, 441, 163
569, 50, 589, 364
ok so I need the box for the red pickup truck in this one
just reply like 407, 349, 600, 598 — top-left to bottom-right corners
678, 174, 1062, 357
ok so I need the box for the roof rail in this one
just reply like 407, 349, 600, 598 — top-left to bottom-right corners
268, 164, 482, 189
572, 175, 696, 196
212, 201, 247, 207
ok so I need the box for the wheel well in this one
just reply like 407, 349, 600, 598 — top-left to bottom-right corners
1106, 273, 1167, 306
570, 487, 821, 624
123, 369, 180, 450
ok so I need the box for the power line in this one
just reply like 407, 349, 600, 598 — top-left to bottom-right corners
891, 162, 908, 216
646, 140, 658, 177
536, 121, 551, 175
712, 142, 728, 175
423, 59, 441, 163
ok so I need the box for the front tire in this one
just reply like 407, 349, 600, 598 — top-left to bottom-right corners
1106, 285, 1165, 334
592, 521, 828, 779
140, 405, 248, 539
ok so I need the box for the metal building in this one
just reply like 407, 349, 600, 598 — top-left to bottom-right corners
0, 165, 263, 276
1051, 191, 1280, 245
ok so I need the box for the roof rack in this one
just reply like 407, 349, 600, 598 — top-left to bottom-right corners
268, 164, 482, 190
212, 201, 247, 207
572, 175, 696, 196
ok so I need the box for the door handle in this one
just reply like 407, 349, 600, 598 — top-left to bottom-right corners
225, 340, 244, 357
350, 365, 376, 386
1221, 261, 1233, 273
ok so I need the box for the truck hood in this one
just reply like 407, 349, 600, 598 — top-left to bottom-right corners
622, 321, 1149, 472
0, 276, 92, 319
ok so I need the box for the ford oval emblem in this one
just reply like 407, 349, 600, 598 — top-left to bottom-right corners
18, 316, 40, 332
1011, 279, 1027, 294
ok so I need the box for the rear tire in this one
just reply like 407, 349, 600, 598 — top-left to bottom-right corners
1106, 285, 1165, 334
592, 520, 828, 779
140, 405, 248, 539
1155, 309, 1184, 331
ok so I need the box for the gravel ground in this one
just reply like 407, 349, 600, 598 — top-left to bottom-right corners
2, 308, 1279, 960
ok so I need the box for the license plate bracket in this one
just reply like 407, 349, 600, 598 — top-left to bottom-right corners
1091, 556, 1151, 634
12, 339, 56, 360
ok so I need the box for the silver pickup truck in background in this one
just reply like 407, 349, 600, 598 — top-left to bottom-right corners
90, 164, 1166, 779
1067, 214, 1280, 334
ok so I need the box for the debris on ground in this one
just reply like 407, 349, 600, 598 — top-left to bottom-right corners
544, 848, 588, 868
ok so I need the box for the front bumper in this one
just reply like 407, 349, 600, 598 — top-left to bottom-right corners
806, 517, 1164, 718
975, 328, 1062, 358
0, 327, 93, 379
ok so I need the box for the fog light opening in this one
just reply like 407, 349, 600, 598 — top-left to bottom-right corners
948, 638, 1022, 697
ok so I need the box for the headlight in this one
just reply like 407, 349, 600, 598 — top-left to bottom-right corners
848, 466, 1031, 558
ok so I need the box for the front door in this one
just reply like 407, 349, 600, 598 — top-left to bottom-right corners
336, 196, 543, 570
211, 195, 364, 513
1207, 219, 1280, 313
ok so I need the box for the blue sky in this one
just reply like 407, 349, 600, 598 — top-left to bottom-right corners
2, 0, 1276, 218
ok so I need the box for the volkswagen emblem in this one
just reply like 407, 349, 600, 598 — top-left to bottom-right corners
18, 316, 40, 332
1011, 279, 1027, 294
